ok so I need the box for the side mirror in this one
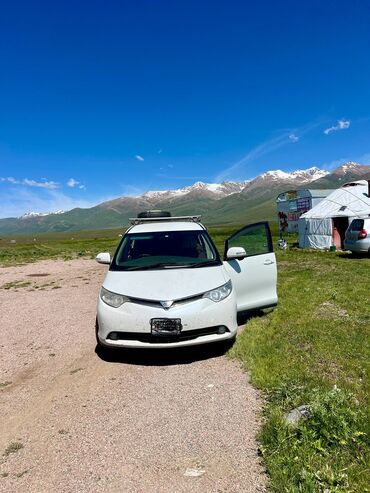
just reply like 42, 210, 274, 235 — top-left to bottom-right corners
226, 247, 247, 260
96, 252, 111, 264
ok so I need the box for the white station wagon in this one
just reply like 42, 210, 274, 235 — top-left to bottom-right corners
95, 212, 277, 349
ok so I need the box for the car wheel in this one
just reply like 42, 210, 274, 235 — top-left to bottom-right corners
221, 335, 236, 352
95, 318, 107, 352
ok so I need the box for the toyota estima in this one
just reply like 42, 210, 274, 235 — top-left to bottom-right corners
95, 211, 277, 349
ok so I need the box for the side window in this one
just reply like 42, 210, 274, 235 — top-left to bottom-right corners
225, 222, 272, 258
349, 219, 363, 231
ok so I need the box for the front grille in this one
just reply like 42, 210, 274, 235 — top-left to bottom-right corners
126, 293, 204, 309
108, 326, 229, 343
129, 294, 203, 310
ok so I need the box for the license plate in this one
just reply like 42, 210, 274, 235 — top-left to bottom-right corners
151, 318, 182, 336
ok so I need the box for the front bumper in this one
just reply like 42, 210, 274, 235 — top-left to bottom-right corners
96, 293, 238, 349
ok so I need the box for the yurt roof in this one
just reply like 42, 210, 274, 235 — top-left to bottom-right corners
300, 180, 370, 219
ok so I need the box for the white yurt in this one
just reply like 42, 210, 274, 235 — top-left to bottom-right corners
298, 180, 370, 249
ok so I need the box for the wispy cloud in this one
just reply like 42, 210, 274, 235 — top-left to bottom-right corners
155, 173, 206, 181
159, 164, 174, 171
0, 185, 122, 219
321, 152, 370, 171
215, 133, 291, 182
67, 178, 86, 190
0, 188, 100, 219
215, 119, 323, 182
0, 177, 59, 189
135, 154, 145, 162
324, 119, 350, 135
67, 178, 79, 187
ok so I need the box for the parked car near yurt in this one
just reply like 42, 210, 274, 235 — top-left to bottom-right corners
344, 218, 370, 254
298, 180, 370, 250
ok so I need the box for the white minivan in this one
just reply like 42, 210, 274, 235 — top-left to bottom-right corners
95, 213, 277, 349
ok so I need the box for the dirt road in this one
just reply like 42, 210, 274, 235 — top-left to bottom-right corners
0, 259, 266, 492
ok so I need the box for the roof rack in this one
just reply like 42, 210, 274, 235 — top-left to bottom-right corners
129, 215, 202, 225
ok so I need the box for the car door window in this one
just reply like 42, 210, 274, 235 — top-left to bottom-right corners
349, 219, 364, 231
223, 221, 277, 312
225, 222, 273, 258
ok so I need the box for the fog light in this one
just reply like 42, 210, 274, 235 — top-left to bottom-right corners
217, 326, 226, 334
109, 332, 119, 340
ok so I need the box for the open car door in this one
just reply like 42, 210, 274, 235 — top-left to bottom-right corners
223, 222, 277, 312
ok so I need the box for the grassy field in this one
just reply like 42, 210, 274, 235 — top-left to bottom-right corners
0, 228, 123, 266
231, 247, 370, 492
0, 223, 245, 266
1, 225, 369, 492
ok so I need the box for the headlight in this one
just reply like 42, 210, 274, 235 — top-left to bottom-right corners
100, 287, 129, 308
203, 280, 232, 302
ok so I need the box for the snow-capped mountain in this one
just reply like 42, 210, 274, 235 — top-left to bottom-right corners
20, 210, 65, 219
141, 167, 329, 202
139, 167, 329, 202
1, 162, 369, 235
259, 167, 329, 183
336, 161, 361, 173
331, 161, 369, 176
142, 180, 250, 201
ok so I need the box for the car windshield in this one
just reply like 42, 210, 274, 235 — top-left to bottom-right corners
110, 230, 220, 271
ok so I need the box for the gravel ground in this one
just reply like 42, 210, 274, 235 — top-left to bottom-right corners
0, 259, 266, 493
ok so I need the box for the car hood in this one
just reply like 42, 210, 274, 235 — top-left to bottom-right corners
103, 265, 228, 301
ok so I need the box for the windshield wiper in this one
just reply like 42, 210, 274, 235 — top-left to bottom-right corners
124, 262, 190, 271
123, 260, 218, 271
123, 263, 168, 271
188, 261, 218, 268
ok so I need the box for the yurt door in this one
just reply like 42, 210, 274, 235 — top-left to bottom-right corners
332, 217, 349, 249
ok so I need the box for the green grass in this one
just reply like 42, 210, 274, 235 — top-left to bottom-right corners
1, 224, 369, 491
0, 224, 237, 266
0, 230, 122, 266
231, 247, 370, 492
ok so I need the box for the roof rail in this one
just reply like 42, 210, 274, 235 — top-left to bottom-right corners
129, 215, 202, 225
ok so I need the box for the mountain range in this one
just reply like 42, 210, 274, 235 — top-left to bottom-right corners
1, 162, 369, 236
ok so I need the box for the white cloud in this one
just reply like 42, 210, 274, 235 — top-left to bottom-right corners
135, 154, 145, 162
215, 133, 290, 182
214, 119, 322, 182
0, 177, 59, 189
324, 119, 351, 135
67, 178, 86, 190
289, 134, 299, 143
67, 178, 79, 187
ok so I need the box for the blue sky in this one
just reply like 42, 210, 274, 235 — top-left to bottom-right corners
1, 0, 370, 218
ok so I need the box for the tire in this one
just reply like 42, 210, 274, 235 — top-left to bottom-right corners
221, 335, 236, 352
95, 318, 105, 349
137, 210, 171, 218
